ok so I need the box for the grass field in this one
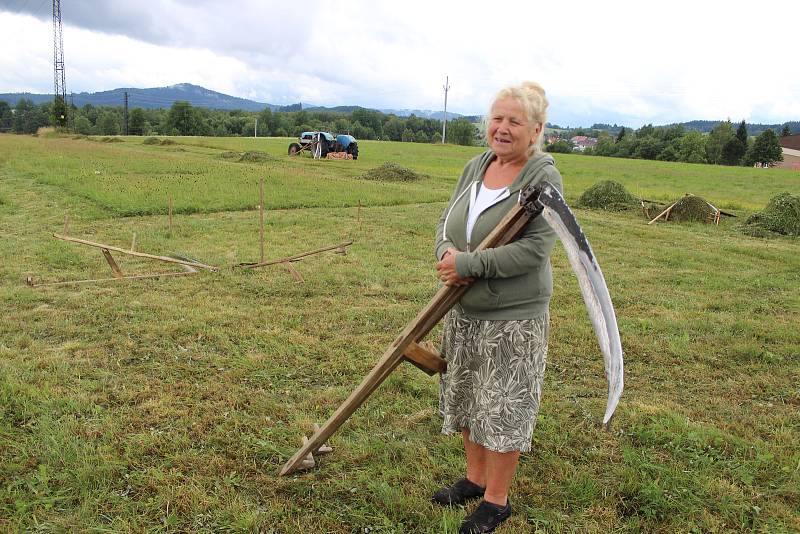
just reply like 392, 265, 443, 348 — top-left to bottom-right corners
1, 133, 798, 533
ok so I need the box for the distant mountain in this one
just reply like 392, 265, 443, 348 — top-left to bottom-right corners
378, 108, 465, 121
0, 83, 286, 112
0, 84, 457, 119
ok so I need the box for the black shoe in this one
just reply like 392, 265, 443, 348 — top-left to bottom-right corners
459, 499, 512, 533
432, 478, 485, 506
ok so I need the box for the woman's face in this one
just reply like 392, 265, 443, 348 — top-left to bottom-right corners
487, 97, 541, 160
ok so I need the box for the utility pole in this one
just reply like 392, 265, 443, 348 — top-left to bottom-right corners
441, 76, 450, 144
254, 117, 258, 138
123, 91, 129, 135
52, 0, 68, 128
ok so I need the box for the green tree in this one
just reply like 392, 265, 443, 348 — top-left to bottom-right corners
636, 124, 655, 138
706, 120, 734, 164
446, 118, 476, 146
656, 142, 679, 162
781, 124, 792, 137
258, 108, 276, 136
545, 140, 573, 153
97, 111, 120, 135
81, 104, 98, 127
129, 108, 145, 135
744, 129, 783, 166
677, 131, 707, 163
594, 132, 616, 156
633, 137, 662, 160
53, 96, 68, 128
0, 100, 12, 131
73, 115, 92, 135
736, 120, 748, 146
166, 101, 206, 136
616, 127, 626, 142
383, 116, 404, 141
12, 99, 49, 134
721, 136, 746, 165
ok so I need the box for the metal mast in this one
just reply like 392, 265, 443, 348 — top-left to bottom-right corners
52, 0, 68, 127
441, 76, 449, 144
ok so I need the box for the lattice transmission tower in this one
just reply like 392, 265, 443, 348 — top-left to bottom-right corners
52, 0, 68, 128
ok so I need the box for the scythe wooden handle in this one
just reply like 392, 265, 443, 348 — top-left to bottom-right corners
279, 201, 533, 476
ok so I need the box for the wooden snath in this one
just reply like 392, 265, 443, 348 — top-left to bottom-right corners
279, 193, 538, 476
26, 234, 216, 287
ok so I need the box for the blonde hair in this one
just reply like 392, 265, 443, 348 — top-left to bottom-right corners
484, 81, 549, 157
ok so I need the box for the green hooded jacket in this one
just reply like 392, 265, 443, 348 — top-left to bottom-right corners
435, 150, 564, 320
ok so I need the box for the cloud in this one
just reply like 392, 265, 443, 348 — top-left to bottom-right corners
1, 0, 799, 126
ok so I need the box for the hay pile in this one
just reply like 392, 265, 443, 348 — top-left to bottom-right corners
358, 163, 425, 182
576, 180, 636, 211
238, 151, 273, 163
740, 192, 800, 237
98, 136, 123, 143
143, 137, 176, 146
668, 195, 717, 222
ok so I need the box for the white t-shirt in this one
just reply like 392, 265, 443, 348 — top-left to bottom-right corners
466, 183, 509, 243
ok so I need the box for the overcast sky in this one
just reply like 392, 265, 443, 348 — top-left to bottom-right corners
1, 0, 798, 127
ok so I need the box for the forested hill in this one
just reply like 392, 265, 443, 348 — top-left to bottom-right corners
585, 120, 800, 137
0, 84, 795, 131
0, 83, 463, 119
674, 120, 800, 136
0, 83, 279, 112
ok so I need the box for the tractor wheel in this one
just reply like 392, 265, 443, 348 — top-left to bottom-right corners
288, 143, 301, 156
318, 139, 330, 158
348, 144, 359, 160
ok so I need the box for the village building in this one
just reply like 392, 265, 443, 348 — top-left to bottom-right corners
570, 135, 598, 152
777, 134, 800, 170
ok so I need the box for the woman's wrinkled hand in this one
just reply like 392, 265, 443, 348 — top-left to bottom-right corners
436, 248, 474, 287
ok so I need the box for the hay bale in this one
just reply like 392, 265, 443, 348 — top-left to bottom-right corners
219, 151, 241, 159
740, 192, 800, 237
576, 180, 636, 211
143, 137, 176, 146
238, 151, 273, 163
359, 163, 425, 182
668, 195, 717, 222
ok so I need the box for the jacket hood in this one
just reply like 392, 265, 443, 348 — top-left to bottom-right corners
475, 151, 555, 194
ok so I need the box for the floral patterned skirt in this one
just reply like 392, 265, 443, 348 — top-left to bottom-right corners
438, 307, 549, 453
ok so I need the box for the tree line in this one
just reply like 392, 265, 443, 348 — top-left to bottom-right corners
0, 98, 479, 146
546, 120, 787, 167
1, 97, 790, 166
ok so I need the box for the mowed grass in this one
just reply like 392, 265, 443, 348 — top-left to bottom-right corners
0, 133, 798, 532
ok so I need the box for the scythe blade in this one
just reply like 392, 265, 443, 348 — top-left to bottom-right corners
521, 181, 624, 427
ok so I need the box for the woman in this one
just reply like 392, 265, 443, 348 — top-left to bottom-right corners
432, 81, 563, 534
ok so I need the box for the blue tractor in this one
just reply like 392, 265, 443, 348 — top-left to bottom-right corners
288, 131, 359, 159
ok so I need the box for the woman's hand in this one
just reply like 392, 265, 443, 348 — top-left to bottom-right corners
436, 248, 474, 287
